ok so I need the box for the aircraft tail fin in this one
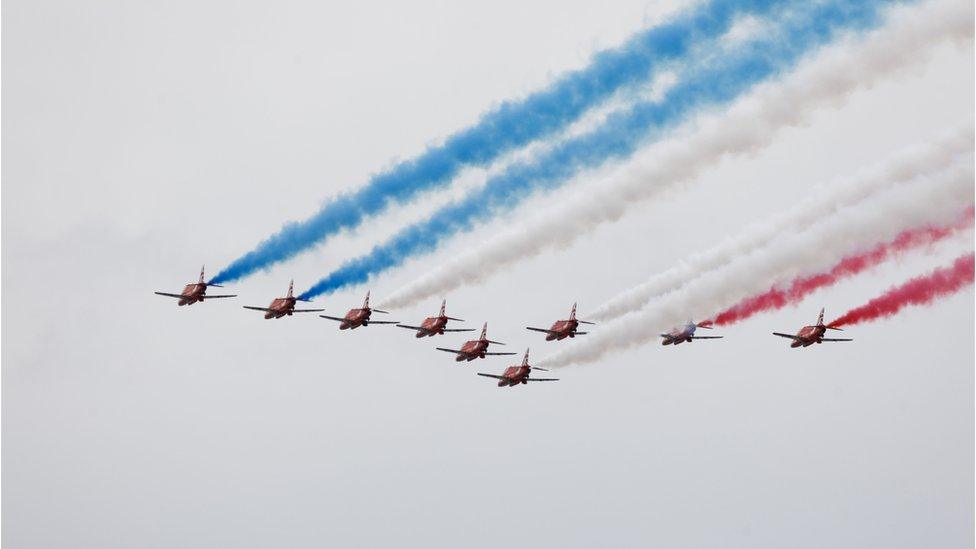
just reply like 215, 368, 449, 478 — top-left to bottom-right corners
480, 322, 487, 340
570, 302, 577, 320
364, 291, 371, 309
439, 299, 446, 317
199, 265, 205, 283
521, 348, 530, 367
287, 280, 294, 298
816, 308, 844, 330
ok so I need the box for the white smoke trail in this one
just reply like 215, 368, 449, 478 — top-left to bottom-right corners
541, 159, 975, 368
380, 0, 973, 310
590, 128, 974, 321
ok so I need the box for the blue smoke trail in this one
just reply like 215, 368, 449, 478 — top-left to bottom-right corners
299, 0, 896, 300
211, 0, 797, 285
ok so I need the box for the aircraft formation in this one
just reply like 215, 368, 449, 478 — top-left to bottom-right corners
148, 0, 976, 384
156, 266, 855, 387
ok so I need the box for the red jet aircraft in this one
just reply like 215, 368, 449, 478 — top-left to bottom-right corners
661, 321, 723, 345
319, 291, 400, 330
396, 300, 474, 338
773, 308, 853, 348
243, 280, 325, 319
526, 302, 594, 341
155, 266, 236, 306
436, 323, 517, 362
477, 349, 559, 387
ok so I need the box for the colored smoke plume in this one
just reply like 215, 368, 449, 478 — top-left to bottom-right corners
540, 157, 973, 368
209, 0, 797, 285
382, 0, 973, 310
302, 0, 892, 300
829, 252, 974, 327
709, 208, 973, 325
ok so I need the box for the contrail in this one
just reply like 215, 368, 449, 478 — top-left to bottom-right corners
208, 0, 799, 285
301, 0, 895, 300
541, 159, 974, 368
829, 252, 975, 327
707, 208, 974, 325
382, 0, 974, 309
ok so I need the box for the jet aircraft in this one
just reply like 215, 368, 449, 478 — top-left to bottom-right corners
525, 302, 594, 341
155, 266, 236, 306
396, 300, 473, 337
661, 321, 723, 345
477, 349, 559, 387
242, 280, 324, 319
436, 323, 516, 362
320, 291, 400, 330
772, 308, 853, 348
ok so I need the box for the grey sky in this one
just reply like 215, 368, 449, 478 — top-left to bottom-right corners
3, 0, 973, 547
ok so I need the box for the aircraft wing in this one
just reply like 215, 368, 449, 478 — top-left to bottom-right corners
526, 327, 558, 335
319, 315, 347, 321
527, 378, 559, 382
435, 347, 462, 354
154, 292, 184, 299
772, 332, 801, 341
396, 324, 427, 331
484, 351, 518, 356
292, 308, 325, 313
366, 320, 400, 324
690, 335, 723, 339
821, 337, 853, 342
477, 373, 506, 380
574, 331, 588, 336
243, 306, 273, 312
442, 328, 475, 332
202, 294, 237, 299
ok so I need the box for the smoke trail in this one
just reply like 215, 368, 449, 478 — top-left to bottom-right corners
708, 209, 974, 325
301, 0, 894, 300
589, 144, 973, 324
208, 0, 797, 285
541, 159, 974, 368
381, 0, 973, 309
829, 252, 975, 326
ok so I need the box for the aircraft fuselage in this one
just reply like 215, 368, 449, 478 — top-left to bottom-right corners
544, 319, 580, 341
494, 366, 531, 387
264, 297, 298, 319
662, 323, 697, 345
338, 308, 371, 330
790, 325, 827, 347
414, 316, 449, 337
177, 283, 208, 306
454, 339, 491, 361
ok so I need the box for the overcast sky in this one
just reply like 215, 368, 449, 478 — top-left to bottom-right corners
3, 0, 974, 547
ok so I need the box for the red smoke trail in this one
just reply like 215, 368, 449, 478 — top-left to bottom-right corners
829, 252, 974, 327
709, 208, 974, 326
